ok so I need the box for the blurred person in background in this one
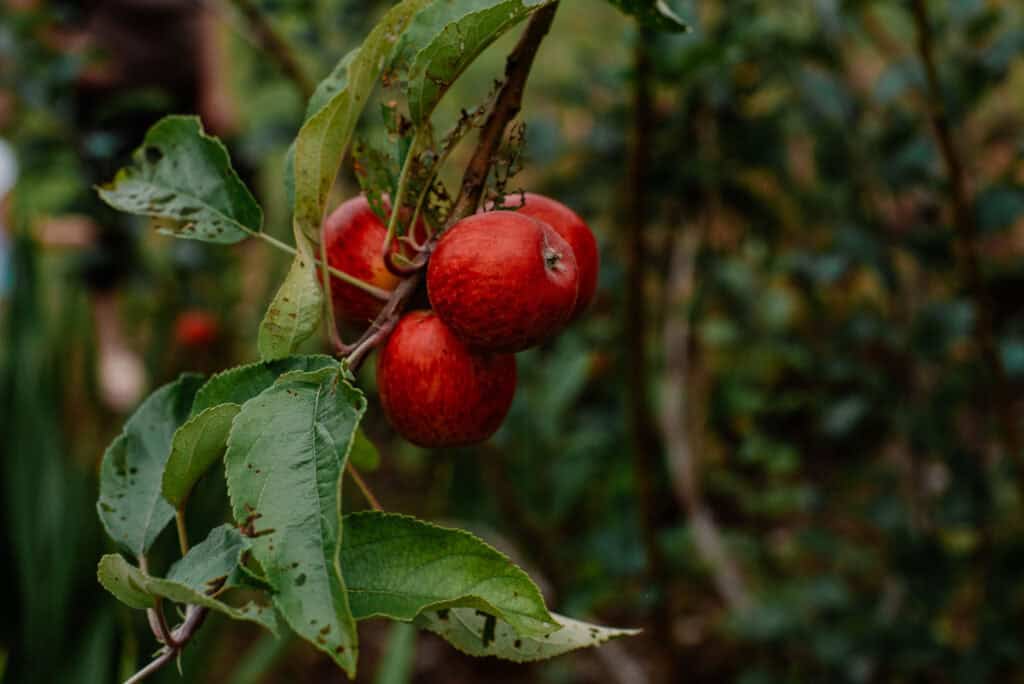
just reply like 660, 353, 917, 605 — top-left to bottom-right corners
24, 0, 238, 410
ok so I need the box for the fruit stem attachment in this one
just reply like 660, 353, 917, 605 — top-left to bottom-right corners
348, 464, 383, 511
381, 128, 424, 255
254, 231, 391, 300
342, 2, 560, 372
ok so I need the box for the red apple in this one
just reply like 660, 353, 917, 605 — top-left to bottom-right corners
174, 310, 219, 347
377, 310, 516, 447
322, 195, 427, 324
426, 211, 579, 352
505, 193, 598, 319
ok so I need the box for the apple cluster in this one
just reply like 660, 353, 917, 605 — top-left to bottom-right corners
323, 193, 598, 448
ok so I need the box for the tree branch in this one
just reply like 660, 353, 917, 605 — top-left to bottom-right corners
909, 0, 1021, 459
228, 0, 315, 100
124, 605, 209, 684
448, 3, 558, 220
623, 28, 672, 637
123, 9, 560, 681
342, 2, 560, 374
660, 223, 751, 613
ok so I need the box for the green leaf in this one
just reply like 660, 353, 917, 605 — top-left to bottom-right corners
97, 116, 262, 243
257, 254, 324, 361
162, 404, 239, 508
96, 555, 155, 610
97, 374, 204, 556
415, 609, 640, 662
165, 524, 249, 591
164, 356, 340, 506
191, 355, 338, 415
606, 0, 688, 31
97, 554, 278, 635
225, 366, 367, 676
400, 0, 555, 125
340, 512, 558, 636
349, 428, 380, 472
291, 0, 431, 248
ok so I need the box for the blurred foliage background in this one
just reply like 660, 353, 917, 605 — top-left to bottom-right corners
4, 0, 1024, 682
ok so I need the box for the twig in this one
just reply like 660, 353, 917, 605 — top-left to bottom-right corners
448, 4, 558, 221
123, 649, 176, 684
138, 555, 178, 649
348, 464, 383, 511
909, 0, 1021, 460
660, 224, 751, 613
228, 0, 315, 100
124, 605, 209, 684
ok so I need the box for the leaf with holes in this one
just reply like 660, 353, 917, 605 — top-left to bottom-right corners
97, 374, 204, 556
340, 512, 558, 636
97, 553, 278, 635
257, 254, 324, 361
399, 0, 555, 125
415, 609, 640, 662
224, 366, 366, 676
97, 116, 262, 243
292, 0, 431, 248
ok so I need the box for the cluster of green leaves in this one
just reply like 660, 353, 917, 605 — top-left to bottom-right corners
95, 358, 634, 676
91, 0, 659, 677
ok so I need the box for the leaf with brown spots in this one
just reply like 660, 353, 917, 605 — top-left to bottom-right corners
225, 366, 366, 676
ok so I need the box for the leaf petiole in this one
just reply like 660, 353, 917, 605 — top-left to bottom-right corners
254, 231, 391, 300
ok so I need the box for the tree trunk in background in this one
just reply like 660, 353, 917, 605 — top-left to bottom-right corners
624, 26, 672, 678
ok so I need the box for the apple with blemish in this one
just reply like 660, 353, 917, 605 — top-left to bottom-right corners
376, 310, 516, 447
426, 211, 579, 352
504, 193, 598, 319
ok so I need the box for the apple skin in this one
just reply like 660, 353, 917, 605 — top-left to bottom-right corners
426, 211, 579, 352
322, 195, 427, 324
505, 193, 598, 319
377, 310, 517, 447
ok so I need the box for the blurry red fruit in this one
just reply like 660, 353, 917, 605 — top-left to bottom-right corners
174, 310, 219, 348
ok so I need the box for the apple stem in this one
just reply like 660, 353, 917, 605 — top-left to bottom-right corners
381, 128, 424, 256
